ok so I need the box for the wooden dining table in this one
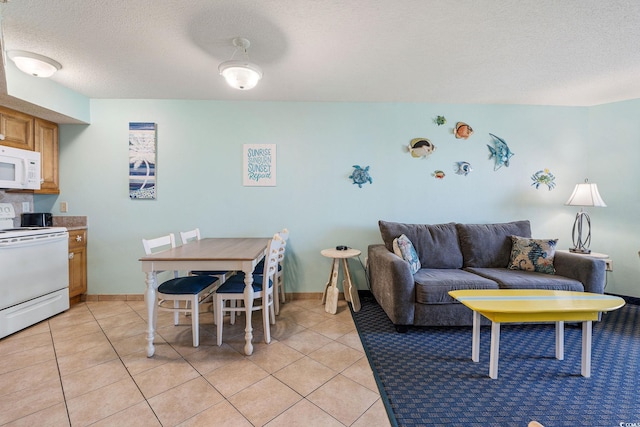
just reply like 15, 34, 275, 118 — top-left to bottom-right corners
139, 237, 270, 357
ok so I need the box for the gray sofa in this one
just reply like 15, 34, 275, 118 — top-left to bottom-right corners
368, 220, 607, 330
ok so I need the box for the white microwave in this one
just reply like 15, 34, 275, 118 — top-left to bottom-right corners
0, 145, 41, 190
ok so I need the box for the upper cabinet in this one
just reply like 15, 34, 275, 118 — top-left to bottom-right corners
0, 106, 59, 194
34, 118, 59, 194
0, 106, 34, 150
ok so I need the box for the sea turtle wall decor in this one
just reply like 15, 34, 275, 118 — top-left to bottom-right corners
487, 133, 514, 171
531, 169, 556, 190
349, 165, 372, 188
435, 116, 447, 126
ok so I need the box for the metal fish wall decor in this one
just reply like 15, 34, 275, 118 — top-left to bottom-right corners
487, 133, 514, 171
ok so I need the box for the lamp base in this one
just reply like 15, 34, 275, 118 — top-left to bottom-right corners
569, 247, 591, 254
571, 210, 592, 255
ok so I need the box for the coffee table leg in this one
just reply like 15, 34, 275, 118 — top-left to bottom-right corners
489, 322, 500, 379
556, 321, 564, 360
582, 320, 592, 377
472, 311, 480, 362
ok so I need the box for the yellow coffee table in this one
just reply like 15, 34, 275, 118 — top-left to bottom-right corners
448, 289, 625, 379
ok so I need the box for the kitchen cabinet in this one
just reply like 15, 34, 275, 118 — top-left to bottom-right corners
68, 228, 87, 305
34, 118, 59, 194
0, 106, 60, 194
0, 106, 34, 150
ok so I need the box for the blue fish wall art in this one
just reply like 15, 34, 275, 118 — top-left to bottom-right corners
487, 133, 514, 171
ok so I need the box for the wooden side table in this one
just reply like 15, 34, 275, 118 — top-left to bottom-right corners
321, 248, 361, 314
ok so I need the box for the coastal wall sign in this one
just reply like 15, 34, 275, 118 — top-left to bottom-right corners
243, 144, 277, 186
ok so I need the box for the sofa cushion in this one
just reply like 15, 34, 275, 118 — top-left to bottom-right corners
414, 268, 499, 304
508, 236, 558, 274
464, 267, 584, 291
392, 234, 421, 274
456, 220, 531, 268
379, 221, 463, 269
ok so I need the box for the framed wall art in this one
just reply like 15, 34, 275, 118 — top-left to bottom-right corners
243, 144, 276, 186
129, 122, 157, 199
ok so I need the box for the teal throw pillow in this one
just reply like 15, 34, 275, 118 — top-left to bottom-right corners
508, 236, 558, 274
393, 234, 421, 274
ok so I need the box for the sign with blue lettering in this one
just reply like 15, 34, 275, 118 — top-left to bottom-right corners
243, 144, 276, 186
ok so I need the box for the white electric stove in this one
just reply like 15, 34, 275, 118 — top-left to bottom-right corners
0, 204, 69, 338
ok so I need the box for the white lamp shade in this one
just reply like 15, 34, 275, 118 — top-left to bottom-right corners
7, 50, 61, 78
218, 60, 262, 90
565, 182, 607, 207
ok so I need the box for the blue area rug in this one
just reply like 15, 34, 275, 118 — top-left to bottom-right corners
351, 294, 640, 426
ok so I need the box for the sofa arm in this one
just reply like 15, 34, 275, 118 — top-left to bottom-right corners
554, 251, 606, 294
368, 244, 415, 325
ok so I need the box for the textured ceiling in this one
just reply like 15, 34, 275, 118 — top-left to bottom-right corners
1, 0, 640, 114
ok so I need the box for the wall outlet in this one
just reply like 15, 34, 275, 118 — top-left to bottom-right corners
22, 202, 31, 213
60, 201, 68, 213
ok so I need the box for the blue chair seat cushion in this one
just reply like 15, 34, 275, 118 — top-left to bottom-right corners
158, 275, 217, 295
216, 274, 273, 294
190, 270, 230, 276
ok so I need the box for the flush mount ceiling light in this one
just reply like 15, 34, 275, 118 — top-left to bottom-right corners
7, 50, 62, 78
218, 37, 262, 90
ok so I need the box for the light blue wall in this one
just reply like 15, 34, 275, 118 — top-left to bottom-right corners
4, 61, 90, 124
586, 99, 640, 297
33, 98, 638, 298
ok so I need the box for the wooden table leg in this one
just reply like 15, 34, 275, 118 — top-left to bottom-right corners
243, 267, 255, 355
324, 259, 340, 314
321, 260, 336, 304
556, 321, 564, 360
145, 271, 158, 358
489, 321, 501, 379
342, 258, 360, 312
581, 320, 592, 377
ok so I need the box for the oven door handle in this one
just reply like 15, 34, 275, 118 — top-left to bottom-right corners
0, 233, 68, 248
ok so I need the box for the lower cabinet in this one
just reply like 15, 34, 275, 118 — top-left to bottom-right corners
68, 229, 87, 305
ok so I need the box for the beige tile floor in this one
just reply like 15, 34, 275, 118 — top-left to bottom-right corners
0, 298, 391, 427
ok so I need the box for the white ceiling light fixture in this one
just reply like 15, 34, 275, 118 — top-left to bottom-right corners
218, 37, 262, 90
7, 50, 61, 78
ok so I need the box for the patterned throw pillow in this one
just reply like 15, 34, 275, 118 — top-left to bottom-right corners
508, 236, 558, 274
393, 234, 421, 274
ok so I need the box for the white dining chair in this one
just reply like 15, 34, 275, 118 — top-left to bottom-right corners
142, 233, 218, 347
179, 228, 234, 281
253, 228, 288, 314
214, 233, 285, 346
180, 228, 235, 324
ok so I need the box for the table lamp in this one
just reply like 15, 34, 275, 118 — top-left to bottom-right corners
565, 179, 607, 254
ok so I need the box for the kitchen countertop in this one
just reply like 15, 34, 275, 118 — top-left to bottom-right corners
53, 216, 87, 230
